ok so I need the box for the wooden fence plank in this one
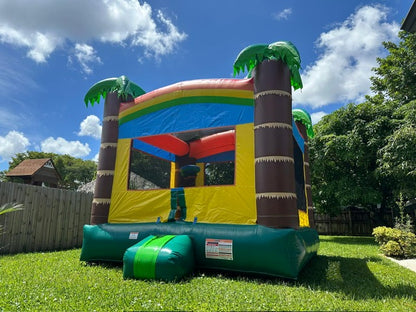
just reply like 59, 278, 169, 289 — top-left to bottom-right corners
34, 188, 47, 251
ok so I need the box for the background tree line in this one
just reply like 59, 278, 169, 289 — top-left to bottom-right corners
310, 31, 416, 220
2, 151, 97, 190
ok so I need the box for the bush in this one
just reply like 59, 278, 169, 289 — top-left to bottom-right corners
372, 226, 416, 258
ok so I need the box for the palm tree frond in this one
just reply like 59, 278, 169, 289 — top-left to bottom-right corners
233, 44, 268, 76
117, 77, 146, 101
293, 108, 314, 138
0, 203, 24, 216
233, 41, 303, 90
84, 78, 118, 107
267, 41, 302, 90
84, 76, 146, 106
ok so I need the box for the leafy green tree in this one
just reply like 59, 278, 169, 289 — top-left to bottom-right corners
129, 149, 170, 189
7, 152, 97, 190
205, 161, 235, 186
370, 32, 416, 105
310, 31, 416, 217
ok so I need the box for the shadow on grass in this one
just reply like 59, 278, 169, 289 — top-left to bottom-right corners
319, 236, 377, 246
297, 254, 416, 300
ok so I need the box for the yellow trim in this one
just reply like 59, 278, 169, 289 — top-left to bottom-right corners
170, 162, 176, 188
195, 163, 205, 187
298, 210, 310, 227
300, 153, 310, 227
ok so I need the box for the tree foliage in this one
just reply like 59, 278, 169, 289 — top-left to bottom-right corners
129, 149, 170, 189
310, 31, 416, 217
7, 151, 97, 190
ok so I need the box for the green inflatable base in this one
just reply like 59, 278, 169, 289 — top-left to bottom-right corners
80, 222, 319, 279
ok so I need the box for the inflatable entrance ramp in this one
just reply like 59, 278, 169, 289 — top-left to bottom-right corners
123, 234, 194, 281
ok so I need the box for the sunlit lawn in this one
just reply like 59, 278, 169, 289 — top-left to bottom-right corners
1, 236, 415, 311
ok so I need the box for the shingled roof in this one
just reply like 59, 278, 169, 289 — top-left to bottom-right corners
6, 158, 61, 188
6, 158, 55, 176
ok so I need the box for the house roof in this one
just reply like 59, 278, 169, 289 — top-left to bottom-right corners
402, 0, 416, 33
6, 158, 56, 177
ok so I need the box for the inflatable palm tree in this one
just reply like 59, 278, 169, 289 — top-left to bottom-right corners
85, 76, 145, 225
234, 41, 303, 229
293, 109, 315, 227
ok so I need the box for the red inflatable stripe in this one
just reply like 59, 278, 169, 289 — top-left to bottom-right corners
189, 130, 235, 159
138, 134, 189, 156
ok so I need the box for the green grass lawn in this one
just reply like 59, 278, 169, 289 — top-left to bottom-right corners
1, 236, 415, 311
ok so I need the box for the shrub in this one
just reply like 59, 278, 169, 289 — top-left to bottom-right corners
394, 193, 414, 233
372, 226, 416, 258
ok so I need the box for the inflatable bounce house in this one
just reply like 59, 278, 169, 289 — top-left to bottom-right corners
80, 41, 319, 280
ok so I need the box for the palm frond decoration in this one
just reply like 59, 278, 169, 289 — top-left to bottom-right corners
84, 75, 145, 107
0, 203, 23, 235
292, 108, 314, 138
0, 202, 24, 216
233, 41, 303, 90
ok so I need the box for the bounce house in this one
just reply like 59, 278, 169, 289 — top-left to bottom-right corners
80, 41, 319, 280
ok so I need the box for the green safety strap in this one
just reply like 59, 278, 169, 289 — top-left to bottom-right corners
168, 188, 186, 221
133, 235, 175, 279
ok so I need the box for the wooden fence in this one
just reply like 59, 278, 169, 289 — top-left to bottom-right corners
313, 209, 394, 236
0, 181, 92, 255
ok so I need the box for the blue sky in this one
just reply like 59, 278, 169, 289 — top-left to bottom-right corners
0, 0, 412, 171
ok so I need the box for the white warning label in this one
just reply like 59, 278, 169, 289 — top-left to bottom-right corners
128, 232, 139, 240
205, 239, 233, 260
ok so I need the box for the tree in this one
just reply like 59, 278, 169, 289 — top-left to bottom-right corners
7, 151, 97, 190
377, 100, 416, 199
310, 32, 416, 218
84, 75, 145, 225
370, 31, 416, 105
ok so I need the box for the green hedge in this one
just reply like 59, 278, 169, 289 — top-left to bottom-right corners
372, 226, 416, 258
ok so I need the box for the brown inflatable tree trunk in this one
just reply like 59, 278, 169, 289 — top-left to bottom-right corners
90, 92, 120, 225
295, 121, 315, 228
254, 59, 299, 229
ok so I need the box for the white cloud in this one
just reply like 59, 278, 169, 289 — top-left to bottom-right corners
78, 115, 102, 139
293, 5, 399, 108
273, 8, 292, 21
0, 0, 186, 67
0, 131, 30, 162
92, 153, 100, 162
132, 10, 187, 59
310, 111, 327, 125
72, 44, 102, 75
41, 137, 91, 157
